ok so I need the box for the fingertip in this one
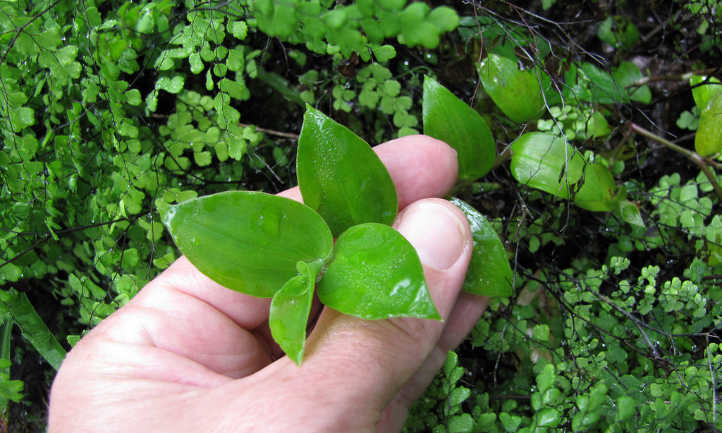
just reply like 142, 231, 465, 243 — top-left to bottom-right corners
374, 135, 458, 208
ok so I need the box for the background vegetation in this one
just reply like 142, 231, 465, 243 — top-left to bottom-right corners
0, 0, 720, 431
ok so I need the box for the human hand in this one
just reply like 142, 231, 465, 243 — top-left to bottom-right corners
48, 135, 489, 433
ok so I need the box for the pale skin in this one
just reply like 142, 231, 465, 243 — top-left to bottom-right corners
48, 135, 489, 433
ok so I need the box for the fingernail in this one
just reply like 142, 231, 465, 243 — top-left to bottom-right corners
394, 200, 469, 270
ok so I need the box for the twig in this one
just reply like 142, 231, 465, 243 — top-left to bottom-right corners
0, 0, 62, 66
641, 9, 683, 43
239, 123, 299, 140
0, 217, 134, 269
597, 293, 662, 360
628, 122, 722, 200
708, 340, 718, 426
634, 69, 718, 86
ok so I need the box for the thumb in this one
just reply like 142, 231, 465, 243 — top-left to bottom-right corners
296, 198, 472, 415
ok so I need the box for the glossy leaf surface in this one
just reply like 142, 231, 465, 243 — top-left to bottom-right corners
695, 92, 722, 156
451, 198, 513, 297
511, 133, 617, 211
690, 75, 722, 111
573, 161, 618, 211
318, 223, 440, 320
478, 54, 545, 123
510, 132, 585, 200
0, 289, 66, 370
163, 191, 333, 297
423, 75, 496, 180
297, 106, 397, 236
269, 261, 317, 365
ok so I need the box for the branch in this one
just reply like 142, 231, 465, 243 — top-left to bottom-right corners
239, 123, 299, 140
628, 122, 722, 200
0, 0, 62, 66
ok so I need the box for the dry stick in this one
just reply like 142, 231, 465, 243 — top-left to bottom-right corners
628, 122, 722, 200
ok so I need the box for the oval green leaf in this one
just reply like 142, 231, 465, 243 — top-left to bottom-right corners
162, 191, 333, 297
318, 223, 440, 320
297, 106, 398, 236
423, 75, 496, 181
478, 54, 545, 123
269, 261, 317, 365
511, 133, 618, 211
695, 92, 722, 157
573, 161, 618, 211
612, 61, 651, 104
451, 198, 513, 297
690, 74, 722, 111
510, 132, 585, 200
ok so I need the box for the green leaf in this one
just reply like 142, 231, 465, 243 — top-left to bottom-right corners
612, 61, 651, 104
269, 261, 317, 365
372, 44, 396, 62
451, 199, 513, 297
574, 62, 628, 104
536, 407, 561, 427
428, 6, 459, 32
229, 21, 248, 40
695, 92, 722, 156
189, 53, 204, 74
616, 395, 636, 421
136, 10, 154, 34
448, 413, 474, 433
163, 191, 333, 297
318, 223, 439, 320
587, 111, 611, 138
478, 54, 545, 122
9, 106, 35, 132
0, 289, 66, 370
499, 412, 522, 432
690, 75, 722, 111
542, 0, 556, 10
616, 200, 645, 227
194, 150, 211, 166
226, 48, 245, 72
399, 4, 440, 49
423, 76, 496, 181
510, 132, 584, 200
297, 106, 398, 236
573, 161, 618, 211
598, 16, 639, 50
536, 364, 556, 393
125, 89, 142, 106
156, 75, 185, 94
448, 386, 471, 406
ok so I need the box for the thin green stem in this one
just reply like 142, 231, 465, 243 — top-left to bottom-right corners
628, 122, 722, 200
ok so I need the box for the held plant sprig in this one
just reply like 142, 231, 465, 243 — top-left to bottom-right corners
162, 106, 513, 365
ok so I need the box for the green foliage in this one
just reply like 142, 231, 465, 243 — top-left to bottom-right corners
597, 16, 640, 50
298, 106, 397, 235
1, 1, 720, 430
269, 261, 316, 365
478, 54, 545, 123
318, 223, 439, 320
451, 199, 513, 297
692, 78, 722, 156
251, 1, 459, 55
164, 107, 438, 362
423, 76, 496, 180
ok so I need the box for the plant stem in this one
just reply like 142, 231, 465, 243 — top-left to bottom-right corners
239, 123, 299, 140
628, 122, 722, 200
